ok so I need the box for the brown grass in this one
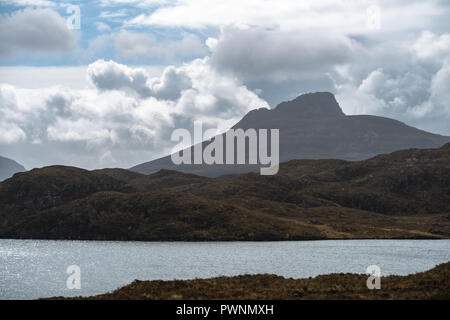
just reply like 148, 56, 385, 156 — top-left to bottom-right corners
53, 261, 450, 300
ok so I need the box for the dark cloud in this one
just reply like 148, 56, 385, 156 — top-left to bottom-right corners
0, 8, 77, 57
210, 26, 356, 81
87, 59, 193, 100
87, 59, 153, 98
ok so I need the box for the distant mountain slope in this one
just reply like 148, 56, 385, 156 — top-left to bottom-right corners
0, 156, 26, 181
1, 143, 449, 241
131, 92, 450, 177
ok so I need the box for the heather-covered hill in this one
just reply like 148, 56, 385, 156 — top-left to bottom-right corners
0, 144, 449, 240
160, 143, 450, 215
57, 261, 450, 300
0, 166, 131, 215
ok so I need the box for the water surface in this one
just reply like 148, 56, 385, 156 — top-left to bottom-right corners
1, 239, 449, 299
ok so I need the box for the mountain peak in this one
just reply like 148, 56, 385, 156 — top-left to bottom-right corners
274, 92, 345, 118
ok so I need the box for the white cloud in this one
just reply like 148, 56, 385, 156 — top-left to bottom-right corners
114, 30, 207, 61
0, 122, 26, 144
126, 0, 446, 35
205, 37, 218, 50
0, 58, 268, 169
113, 31, 157, 57
413, 31, 450, 61
0, 8, 78, 57
47, 118, 114, 142
99, 10, 128, 19
96, 22, 111, 32
126, 0, 352, 30
332, 30, 450, 135
427, 62, 450, 115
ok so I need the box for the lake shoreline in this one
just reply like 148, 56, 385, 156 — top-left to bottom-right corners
49, 261, 450, 300
1, 235, 448, 242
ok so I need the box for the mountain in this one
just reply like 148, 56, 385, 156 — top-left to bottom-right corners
1, 143, 449, 241
0, 156, 26, 181
131, 92, 450, 177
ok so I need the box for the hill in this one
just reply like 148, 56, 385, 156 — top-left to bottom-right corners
0, 144, 449, 241
56, 261, 450, 300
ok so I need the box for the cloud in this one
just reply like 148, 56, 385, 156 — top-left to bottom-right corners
114, 30, 207, 61
0, 85, 28, 144
87, 59, 153, 97
96, 22, 111, 32
99, 10, 129, 19
126, 0, 354, 29
0, 122, 26, 144
422, 61, 450, 117
86, 59, 219, 102
119, 0, 450, 111
148, 66, 192, 100
332, 31, 450, 134
205, 37, 218, 50
126, 0, 448, 35
413, 31, 450, 61
0, 59, 268, 169
0, 8, 78, 57
210, 25, 356, 81
81, 30, 207, 63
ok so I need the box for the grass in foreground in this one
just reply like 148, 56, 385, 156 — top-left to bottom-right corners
53, 261, 450, 300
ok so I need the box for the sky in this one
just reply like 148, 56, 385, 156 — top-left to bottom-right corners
0, 0, 449, 170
